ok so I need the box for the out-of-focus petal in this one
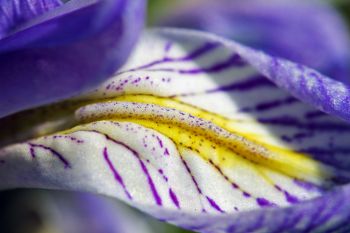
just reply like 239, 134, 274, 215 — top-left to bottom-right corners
0, 0, 146, 118
162, 0, 350, 83
0, 0, 63, 38
0, 0, 62, 38
0, 189, 153, 233
1, 28, 350, 232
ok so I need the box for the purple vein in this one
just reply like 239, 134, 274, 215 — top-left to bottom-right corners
281, 132, 315, 143
206, 196, 225, 213
181, 157, 202, 195
180, 155, 209, 212
164, 42, 172, 54
205, 75, 273, 92
175, 75, 273, 97
141, 53, 246, 75
256, 197, 276, 207
258, 116, 350, 131
139, 159, 163, 205
156, 136, 163, 148
28, 143, 70, 168
207, 159, 279, 210
83, 130, 163, 206
304, 111, 327, 119
169, 188, 180, 209
103, 147, 132, 200
240, 96, 298, 112
117, 42, 220, 74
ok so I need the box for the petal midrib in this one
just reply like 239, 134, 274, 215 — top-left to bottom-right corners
73, 95, 335, 185
0, 91, 340, 191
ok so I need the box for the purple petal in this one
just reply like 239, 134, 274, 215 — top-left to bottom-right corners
0, 0, 62, 38
234, 41, 350, 124
147, 184, 350, 233
162, 0, 350, 83
187, 184, 350, 233
0, 0, 146, 118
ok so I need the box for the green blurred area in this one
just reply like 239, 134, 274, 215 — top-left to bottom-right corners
334, 0, 350, 28
155, 224, 194, 233
147, 0, 184, 25
147, 0, 167, 24
148, 0, 350, 31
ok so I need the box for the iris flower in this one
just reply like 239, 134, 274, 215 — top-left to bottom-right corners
1, 0, 350, 233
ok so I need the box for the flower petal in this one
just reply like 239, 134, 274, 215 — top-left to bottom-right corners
0, 0, 146, 118
161, 0, 350, 83
85, 28, 350, 171
234, 41, 350, 124
0, 0, 62, 38
1, 28, 350, 232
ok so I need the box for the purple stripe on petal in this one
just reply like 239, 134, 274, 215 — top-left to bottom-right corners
163, 148, 170, 156
242, 192, 251, 198
304, 110, 327, 120
137, 53, 246, 75
29, 146, 36, 158
275, 185, 299, 204
87, 130, 163, 206
257, 116, 350, 131
156, 136, 163, 148
241, 96, 298, 112
139, 159, 163, 206
206, 196, 225, 213
103, 147, 132, 200
256, 197, 276, 207
118, 41, 220, 74
180, 157, 202, 195
28, 143, 70, 168
181, 42, 220, 61
169, 188, 180, 209
177, 75, 273, 97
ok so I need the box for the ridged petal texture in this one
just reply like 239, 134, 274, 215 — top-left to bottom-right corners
0, 0, 62, 37
1, 29, 350, 232
0, 0, 146, 118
